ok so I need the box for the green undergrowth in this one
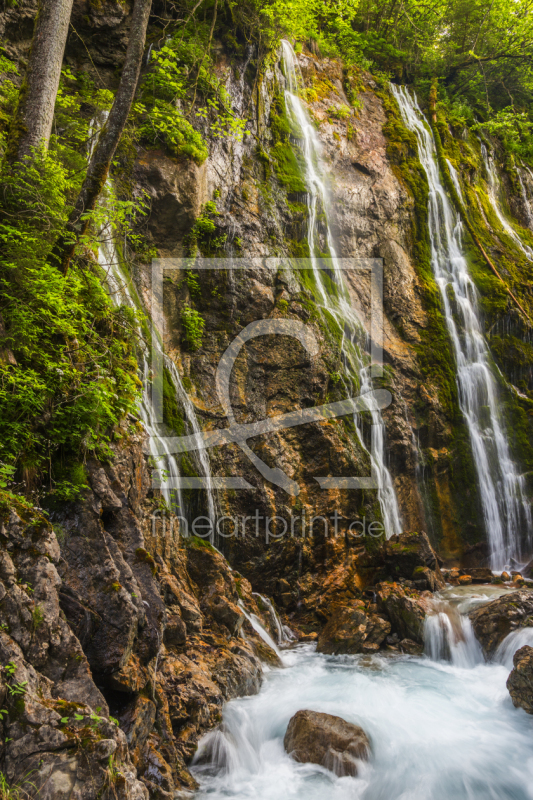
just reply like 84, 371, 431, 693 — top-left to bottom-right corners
0, 60, 145, 501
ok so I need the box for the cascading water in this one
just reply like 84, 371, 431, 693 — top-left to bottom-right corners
237, 600, 284, 661
281, 41, 402, 538
186, 66, 533, 800
424, 601, 484, 668
253, 593, 295, 645
93, 114, 216, 524
391, 85, 532, 569
481, 145, 533, 260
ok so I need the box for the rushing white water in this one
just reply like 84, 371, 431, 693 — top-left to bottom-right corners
391, 85, 532, 569
281, 41, 402, 538
495, 626, 533, 670
481, 145, 533, 260
192, 639, 533, 800
517, 168, 533, 228
424, 601, 484, 668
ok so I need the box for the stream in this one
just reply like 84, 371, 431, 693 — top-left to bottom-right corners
191, 586, 533, 800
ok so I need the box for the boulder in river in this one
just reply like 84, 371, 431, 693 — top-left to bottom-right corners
507, 646, 533, 714
469, 590, 533, 659
284, 709, 370, 777
316, 602, 390, 655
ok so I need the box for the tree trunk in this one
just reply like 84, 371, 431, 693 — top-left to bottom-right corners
52, 0, 153, 275
9, 0, 75, 160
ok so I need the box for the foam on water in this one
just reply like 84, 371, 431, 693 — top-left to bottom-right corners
191, 642, 533, 800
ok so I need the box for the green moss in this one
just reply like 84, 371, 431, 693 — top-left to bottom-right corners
271, 143, 307, 193
135, 547, 157, 575
185, 534, 216, 551
162, 367, 185, 435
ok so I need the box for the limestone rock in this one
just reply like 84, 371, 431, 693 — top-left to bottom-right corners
371, 531, 445, 591
317, 603, 390, 655
507, 646, 533, 714
376, 583, 430, 644
469, 591, 533, 658
284, 709, 370, 777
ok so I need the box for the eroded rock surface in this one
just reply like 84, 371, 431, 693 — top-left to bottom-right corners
284, 709, 370, 777
507, 646, 533, 714
317, 602, 390, 655
376, 583, 431, 644
469, 591, 533, 659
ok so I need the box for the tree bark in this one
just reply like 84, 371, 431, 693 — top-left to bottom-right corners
53, 0, 153, 275
9, 0, 75, 160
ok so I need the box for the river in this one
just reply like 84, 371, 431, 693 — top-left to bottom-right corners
191, 586, 533, 800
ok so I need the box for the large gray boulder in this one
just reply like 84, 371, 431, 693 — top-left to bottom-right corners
507, 646, 533, 714
284, 710, 370, 777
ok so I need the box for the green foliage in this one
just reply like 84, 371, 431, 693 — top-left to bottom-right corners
181, 305, 205, 351
137, 31, 248, 162
136, 100, 208, 164
328, 103, 352, 120
472, 108, 533, 150
188, 202, 227, 255
0, 149, 140, 488
0, 770, 37, 800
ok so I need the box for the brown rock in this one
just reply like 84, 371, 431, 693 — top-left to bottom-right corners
378, 531, 445, 591
399, 638, 424, 655
469, 591, 533, 658
507, 646, 533, 714
317, 603, 390, 655
284, 710, 370, 777
207, 595, 245, 636
458, 575, 472, 585
501, 572, 511, 582
376, 583, 429, 644
469, 568, 493, 583
164, 612, 187, 646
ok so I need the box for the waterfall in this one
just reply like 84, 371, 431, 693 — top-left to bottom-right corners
238, 600, 284, 660
253, 593, 295, 645
93, 115, 216, 524
517, 168, 533, 228
281, 41, 402, 538
424, 601, 484, 668
481, 145, 533, 260
392, 85, 532, 569
494, 626, 533, 670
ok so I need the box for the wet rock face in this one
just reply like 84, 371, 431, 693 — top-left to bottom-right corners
0, 503, 148, 800
376, 583, 430, 644
0, 427, 277, 797
469, 591, 533, 658
507, 646, 533, 714
317, 602, 390, 655
284, 709, 370, 777
369, 531, 445, 591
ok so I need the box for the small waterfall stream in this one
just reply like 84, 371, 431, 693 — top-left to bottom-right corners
391, 85, 532, 569
93, 122, 216, 523
481, 145, 533, 260
281, 41, 402, 537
